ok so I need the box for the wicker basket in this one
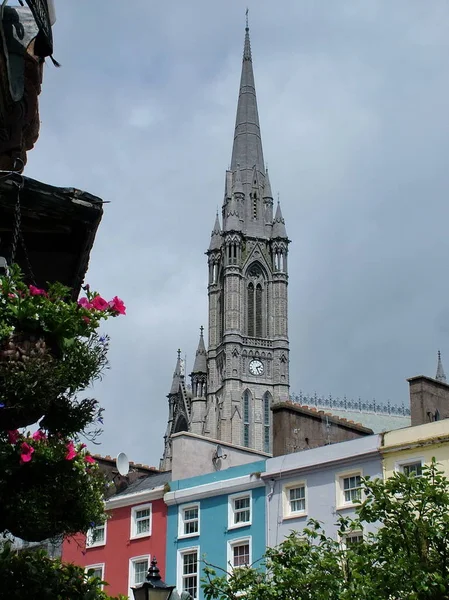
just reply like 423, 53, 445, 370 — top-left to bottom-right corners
0, 332, 55, 365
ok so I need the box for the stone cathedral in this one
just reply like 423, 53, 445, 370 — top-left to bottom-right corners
161, 25, 290, 470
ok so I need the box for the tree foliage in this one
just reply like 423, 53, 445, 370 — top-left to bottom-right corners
0, 543, 126, 600
203, 459, 449, 600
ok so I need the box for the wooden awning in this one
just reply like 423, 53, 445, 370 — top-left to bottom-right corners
0, 175, 103, 297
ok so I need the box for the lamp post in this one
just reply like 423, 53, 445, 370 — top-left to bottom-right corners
132, 557, 176, 600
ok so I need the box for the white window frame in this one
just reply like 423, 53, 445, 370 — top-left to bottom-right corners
228, 491, 252, 530
340, 529, 364, 549
178, 502, 200, 539
130, 503, 152, 539
282, 480, 307, 519
86, 522, 107, 548
129, 554, 150, 598
177, 546, 200, 599
395, 456, 425, 477
336, 470, 363, 509
85, 563, 105, 589
227, 536, 252, 572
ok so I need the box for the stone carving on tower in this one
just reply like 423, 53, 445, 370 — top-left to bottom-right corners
161, 22, 290, 469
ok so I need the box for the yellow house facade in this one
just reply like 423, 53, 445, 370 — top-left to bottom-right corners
381, 420, 449, 479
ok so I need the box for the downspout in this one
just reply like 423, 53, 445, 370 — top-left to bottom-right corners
266, 478, 275, 548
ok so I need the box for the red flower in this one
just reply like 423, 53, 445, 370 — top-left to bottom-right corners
91, 296, 109, 311
108, 296, 126, 315
78, 297, 92, 309
84, 455, 96, 464
82, 316, 91, 324
29, 285, 47, 296
65, 441, 77, 461
7, 430, 19, 444
32, 430, 47, 442
20, 442, 34, 464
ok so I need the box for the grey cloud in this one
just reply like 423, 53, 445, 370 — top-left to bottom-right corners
23, 0, 449, 463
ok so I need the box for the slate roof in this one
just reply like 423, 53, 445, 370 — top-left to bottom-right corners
112, 471, 172, 499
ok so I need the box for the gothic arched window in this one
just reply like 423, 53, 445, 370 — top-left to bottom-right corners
243, 390, 251, 447
247, 283, 255, 337
246, 263, 266, 338
263, 391, 271, 453
256, 284, 262, 337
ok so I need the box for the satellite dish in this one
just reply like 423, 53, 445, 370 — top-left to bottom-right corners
213, 444, 228, 466
116, 452, 130, 476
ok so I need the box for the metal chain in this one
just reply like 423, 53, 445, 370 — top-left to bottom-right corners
10, 178, 23, 264
0, 158, 35, 284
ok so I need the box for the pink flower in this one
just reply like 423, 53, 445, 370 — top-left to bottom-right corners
32, 430, 47, 442
29, 285, 47, 296
91, 295, 109, 311
84, 455, 96, 464
82, 316, 91, 324
78, 297, 93, 309
7, 430, 19, 444
108, 296, 126, 315
20, 442, 34, 464
80, 443, 86, 449
65, 441, 77, 461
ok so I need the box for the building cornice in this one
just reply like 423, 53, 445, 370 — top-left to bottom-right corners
164, 474, 264, 506
106, 485, 165, 510
262, 448, 380, 480
381, 434, 449, 455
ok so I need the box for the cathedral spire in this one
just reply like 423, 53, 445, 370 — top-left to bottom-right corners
169, 349, 183, 394
436, 350, 447, 383
230, 21, 265, 179
272, 201, 288, 239
192, 326, 207, 374
208, 212, 222, 251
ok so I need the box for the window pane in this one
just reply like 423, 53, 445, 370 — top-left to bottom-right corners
134, 560, 148, 585
403, 463, 422, 477
346, 533, 363, 546
343, 475, 361, 503
137, 519, 150, 534
182, 552, 198, 599
289, 486, 305, 512
87, 524, 104, 546
88, 567, 103, 579
234, 496, 250, 524
183, 506, 199, 535
184, 507, 198, 521
136, 508, 150, 520
233, 543, 250, 567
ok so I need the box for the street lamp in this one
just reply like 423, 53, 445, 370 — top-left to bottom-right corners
132, 557, 176, 600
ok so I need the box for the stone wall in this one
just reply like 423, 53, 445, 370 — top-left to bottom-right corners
408, 375, 449, 426
272, 402, 373, 457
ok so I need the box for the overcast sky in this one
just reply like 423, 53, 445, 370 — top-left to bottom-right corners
25, 1, 449, 466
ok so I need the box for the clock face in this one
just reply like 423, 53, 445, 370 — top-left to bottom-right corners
249, 359, 264, 376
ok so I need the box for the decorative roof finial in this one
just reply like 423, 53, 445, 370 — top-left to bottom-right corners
246, 7, 249, 31
177, 348, 181, 359
436, 350, 447, 383
200, 325, 204, 336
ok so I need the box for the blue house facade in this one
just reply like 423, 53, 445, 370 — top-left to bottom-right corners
165, 460, 266, 600
262, 435, 382, 547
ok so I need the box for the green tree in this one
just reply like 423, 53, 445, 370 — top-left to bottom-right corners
202, 459, 449, 600
0, 544, 127, 600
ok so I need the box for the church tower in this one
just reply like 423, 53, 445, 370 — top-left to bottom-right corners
204, 23, 290, 453
160, 22, 289, 469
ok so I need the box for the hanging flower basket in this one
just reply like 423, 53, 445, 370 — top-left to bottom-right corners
0, 431, 107, 542
0, 265, 125, 431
